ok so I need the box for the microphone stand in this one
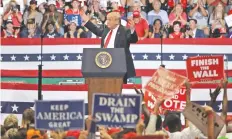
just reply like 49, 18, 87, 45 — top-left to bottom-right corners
38, 34, 44, 100
160, 29, 165, 68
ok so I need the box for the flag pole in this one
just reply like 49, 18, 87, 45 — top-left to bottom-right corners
38, 34, 43, 100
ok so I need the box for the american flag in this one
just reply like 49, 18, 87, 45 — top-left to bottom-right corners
1, 38, 232, 125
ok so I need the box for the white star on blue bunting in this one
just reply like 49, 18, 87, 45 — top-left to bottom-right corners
11, 55, 16, 61
76, 54, 82, 60
143, 54, 148, 60
169, 54, 175, 60
156, 54, 161, 60
37, 55, 42, 61
218, 102, 223, 111
131, 54, 135, 60
50, 55, 56, 60
63, 54, 69, 60
11, 104, 19, 112
24, 55, 30, 61
182, 54, 188, 60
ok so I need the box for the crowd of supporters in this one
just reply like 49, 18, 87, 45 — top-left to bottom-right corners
1, 0, 232, 39
1, 80, 232, 139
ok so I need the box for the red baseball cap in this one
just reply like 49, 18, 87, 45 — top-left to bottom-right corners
228, 9, 232, 15
133, 10, 140, 18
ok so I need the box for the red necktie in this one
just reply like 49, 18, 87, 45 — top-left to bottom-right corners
104, 30, 113, 48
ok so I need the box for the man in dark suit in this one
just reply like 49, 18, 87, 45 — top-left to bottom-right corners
186, 19, 206, 38
80, 11, 138, 83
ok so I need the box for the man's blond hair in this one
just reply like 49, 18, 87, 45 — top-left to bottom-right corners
107, 12, 121, 22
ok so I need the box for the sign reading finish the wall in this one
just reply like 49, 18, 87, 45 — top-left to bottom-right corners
186, 56, 224, 82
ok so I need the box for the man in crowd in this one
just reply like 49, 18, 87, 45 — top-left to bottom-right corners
130, 10, 149, 40
20, 18, 41, 38
147, 0, 169, 25
185, 19, 205, 38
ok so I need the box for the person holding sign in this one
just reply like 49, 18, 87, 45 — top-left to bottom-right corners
64, 0, 82, 27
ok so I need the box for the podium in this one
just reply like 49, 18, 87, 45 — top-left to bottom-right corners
81, 48, 127, 114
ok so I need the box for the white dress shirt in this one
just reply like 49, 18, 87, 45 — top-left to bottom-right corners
192, 28, 197, 38
104, 25, 120, 48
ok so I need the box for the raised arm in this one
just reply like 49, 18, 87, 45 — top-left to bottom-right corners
127, 19, 138, 44
185, 81, 191, 127
221, 79, 228, 122
208, 86, 221, 107
80, 11, 104, 37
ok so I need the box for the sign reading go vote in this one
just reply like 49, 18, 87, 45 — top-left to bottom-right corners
186, 55, 224, 82
93, 93, 141, 128
144, 66, 187, 99
35, 100, 85, 130
144, 87, 188, 113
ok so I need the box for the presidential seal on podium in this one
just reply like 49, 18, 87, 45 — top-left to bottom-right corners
95, 51, 112, 68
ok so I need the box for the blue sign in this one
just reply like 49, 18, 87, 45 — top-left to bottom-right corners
92, 94, 141, 128
35, 100, 85, 130
64, 14, 82, 26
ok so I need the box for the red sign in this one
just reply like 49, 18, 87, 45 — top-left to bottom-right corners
144, 88, 188, 113
144, 66, 187, 99
186, 55, 224, 82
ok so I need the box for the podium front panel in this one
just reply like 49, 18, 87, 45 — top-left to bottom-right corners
81, 48, 127, 77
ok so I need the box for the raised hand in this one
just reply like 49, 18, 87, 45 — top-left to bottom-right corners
100, 129, 112, 139
80, 9, 89, 23
134, 86, 144, 100
79, 130, 89, 139
209, 86, 221, 103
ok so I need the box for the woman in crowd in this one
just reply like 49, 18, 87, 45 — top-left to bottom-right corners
23, 0, 43, 27
1, 20, 20, 38
3, 0, 22, 28
209, 2, 227, 34
168, 3, 187, 27
64, 22, 84, 38
44, 21, 61, 38
149, 19, 167, 38
169, 21, 184, 38
42, 0, 63, 35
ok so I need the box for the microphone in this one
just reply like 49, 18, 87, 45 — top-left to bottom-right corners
159, 27, 164, 38
38, 32, 44, 100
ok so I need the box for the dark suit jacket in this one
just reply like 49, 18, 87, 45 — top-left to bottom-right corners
195, 29, 205, 38
85, 21, 138, 81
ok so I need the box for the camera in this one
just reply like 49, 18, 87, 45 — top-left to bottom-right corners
11, 5, 20, 12
186, 25, 190, 31
106, 1, 113, 11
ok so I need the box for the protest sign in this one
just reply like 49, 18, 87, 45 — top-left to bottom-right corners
144, 87, 187, 113
144, 66, 187, 99
35, 100, 85, 130
183, 102, 225, 137
225, 14, 232, 28
64, 14, 82, 26
186, 56, 224, 82
93, 93, 141, 128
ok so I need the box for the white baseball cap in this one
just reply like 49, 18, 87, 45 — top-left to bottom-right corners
47, 0, 56, 5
